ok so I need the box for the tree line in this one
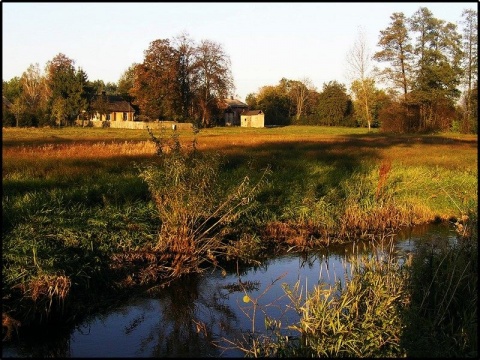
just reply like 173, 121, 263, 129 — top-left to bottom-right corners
2, 7, 477, 133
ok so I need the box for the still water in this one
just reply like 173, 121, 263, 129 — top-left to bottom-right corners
3, 222, 457, 358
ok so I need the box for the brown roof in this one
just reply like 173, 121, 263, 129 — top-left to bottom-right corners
222, 98, 248, 108
92, 94, 135, 112
242, 110, 263, 115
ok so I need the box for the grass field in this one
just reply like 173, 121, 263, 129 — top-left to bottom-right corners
2, 125, 478, 347
3, 125, 477, 219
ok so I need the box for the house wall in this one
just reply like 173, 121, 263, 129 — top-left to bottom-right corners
225, 112, 235, 126
225, 107, 246, 126
74, 120, 193, 130
251, 114, 264, 128
92, 111, 134, 122
240, 114, 264, 128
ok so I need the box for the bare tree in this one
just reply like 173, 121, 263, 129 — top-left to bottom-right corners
346, 27, 375, 131
288, 77, 315, 121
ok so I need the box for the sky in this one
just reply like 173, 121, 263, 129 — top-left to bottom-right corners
2, 2, 477, 102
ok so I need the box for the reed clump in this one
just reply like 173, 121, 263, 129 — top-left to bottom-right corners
137, 127, 271, 281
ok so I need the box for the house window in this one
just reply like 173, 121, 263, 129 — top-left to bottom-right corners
106, 114, 111, 121
123, 112, 128, 121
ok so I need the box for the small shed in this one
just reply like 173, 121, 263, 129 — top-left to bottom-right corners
241, 110, 265, 128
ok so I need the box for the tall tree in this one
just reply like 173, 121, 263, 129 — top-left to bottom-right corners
287, 78, 315, 121
172, 32, 197, 122
460, 8, 478, 133
254, 84, 292, 126
346, 27, 375, 131
374, 12, 413, 100
131, 39, 177, 121
11, 96, 27, 127
45, 53, 86, 126
409, 7, 463, 131
194, 39, 234, 127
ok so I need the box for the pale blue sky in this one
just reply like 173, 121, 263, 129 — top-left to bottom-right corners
2, 2, 476, 101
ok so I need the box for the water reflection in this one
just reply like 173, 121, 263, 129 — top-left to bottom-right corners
2, 223, 459, 358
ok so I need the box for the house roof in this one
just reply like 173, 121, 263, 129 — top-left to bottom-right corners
222, 98, 248, 108
242, 110, 263, 115
92, 94, 135, 112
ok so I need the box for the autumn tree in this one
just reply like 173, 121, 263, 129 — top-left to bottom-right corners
117, 64, 138, 103
172, 32, 197, 122
131, 39, 178, 121
245, 92, 258, 109
20, 63, 50, 125
284, 77, 316, 122
194, 39, 234, 127
90, 91, 110, 121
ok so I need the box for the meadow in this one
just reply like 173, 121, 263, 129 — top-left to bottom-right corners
2, 125, 478, 355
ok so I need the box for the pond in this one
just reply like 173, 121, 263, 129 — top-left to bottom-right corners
2, 222, 458, 358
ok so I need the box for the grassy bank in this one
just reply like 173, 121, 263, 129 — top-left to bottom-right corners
2, 126, 477, 348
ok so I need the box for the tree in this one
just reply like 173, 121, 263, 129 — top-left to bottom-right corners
131, 39, 178, 121
45, 53, 86, 126
11, 96, 27, 127
459, 8, 478, 133
374, 12, 414, 100
117, 63, 138, 103
346, 27, 375, 131
20, 63, 49, 126
3, 77, 22, 126
350, 78, 378, 128
286, 77, 315, 122
194, 39, 234, 127
245, 93, 258, 109
91, 92, 110, 122
408, 7, 463, 132
255, 84, 291, 126
316, 81, 352, 126
172, 32, 197, 122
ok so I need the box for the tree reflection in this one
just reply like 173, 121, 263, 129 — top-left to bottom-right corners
131, 272, 247, 357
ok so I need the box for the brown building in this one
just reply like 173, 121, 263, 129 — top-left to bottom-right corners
221, 97, 248, 126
